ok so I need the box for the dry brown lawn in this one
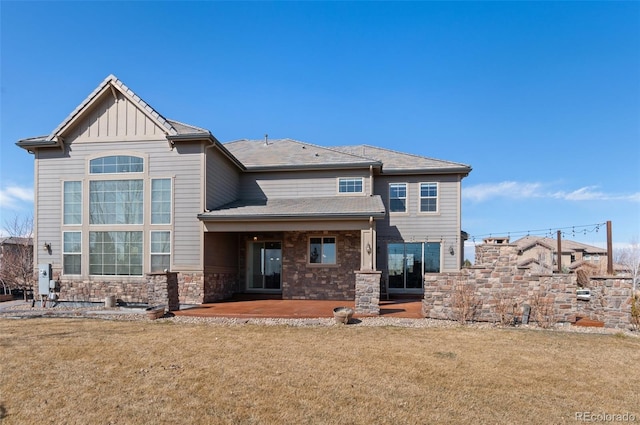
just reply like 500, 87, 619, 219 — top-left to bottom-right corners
1, 318, 639, 424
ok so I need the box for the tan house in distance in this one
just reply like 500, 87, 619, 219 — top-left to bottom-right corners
16, 75, 472, 308
511, 236, 607, 274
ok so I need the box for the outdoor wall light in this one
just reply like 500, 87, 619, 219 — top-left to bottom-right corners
366, 243, 372, 255
43, 242, 51, 252
449, 246, 455, 256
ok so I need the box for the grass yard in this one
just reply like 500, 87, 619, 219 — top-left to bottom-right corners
1, 318, 639, 424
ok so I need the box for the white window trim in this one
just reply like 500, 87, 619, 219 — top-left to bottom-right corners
150, 178, 173, 225
337, 177, 364, 195
389, 182, 408, 214
418, 182, 440, 214
62, 231, 82, 276
150, 230, 171, 272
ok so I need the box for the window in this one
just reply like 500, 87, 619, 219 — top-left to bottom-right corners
389, 183, 407, 213
90, 156, 143, 174
63, 232, 81, 275
151, 179, 171, 224
89, 231, 143, 276
338, 178, 363, 193
63, 181, 82, 225
420, 183, 438, 212
90, 180, 143, 224
150, 231, 171, 272
309, 237, 336, 264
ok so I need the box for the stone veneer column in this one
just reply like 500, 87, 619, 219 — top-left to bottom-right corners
147, 271, 179, 311
354, 270, 381, 315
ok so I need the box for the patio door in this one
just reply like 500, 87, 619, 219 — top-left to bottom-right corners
387, 242, 442, 293
388, 243, 424, 293
247, 241, 282, 291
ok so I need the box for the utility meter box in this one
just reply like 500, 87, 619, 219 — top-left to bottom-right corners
38, 264, 52, 295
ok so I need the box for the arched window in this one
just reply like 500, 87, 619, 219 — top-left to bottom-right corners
90, 155, 143, 174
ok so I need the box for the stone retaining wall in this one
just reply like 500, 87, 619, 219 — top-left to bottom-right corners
422, 244, 634, 329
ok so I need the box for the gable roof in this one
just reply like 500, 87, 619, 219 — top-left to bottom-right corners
224, 138, 381, 171
332, 145, 472, 175
512, 236, 607, 254
199, 195, 386, 221
16, 75, 214, 150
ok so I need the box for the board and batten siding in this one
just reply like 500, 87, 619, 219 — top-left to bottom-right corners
239, 169, 370, 199
374, 174, 462, 272
66, 91, 164, 142
206, 148, 240, 210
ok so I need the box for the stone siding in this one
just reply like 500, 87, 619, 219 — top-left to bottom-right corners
177, 272, 205, 305
282, 231, 360, 300
204, 270, 238, 303
354, 270, 381, 315
422, 244, 634, 329
58, 276, 148, 304
147, 272, 179, 311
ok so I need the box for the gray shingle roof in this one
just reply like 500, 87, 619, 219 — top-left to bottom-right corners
199, 196, 386, 221
223, 139, 381, 171
332, 145, 472, 174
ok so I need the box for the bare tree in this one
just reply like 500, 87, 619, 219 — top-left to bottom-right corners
0, 215, 34, 300
615, 238, 640, 294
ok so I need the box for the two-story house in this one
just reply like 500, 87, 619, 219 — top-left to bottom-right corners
17, 75, 471, 306
511, 236, 608, 274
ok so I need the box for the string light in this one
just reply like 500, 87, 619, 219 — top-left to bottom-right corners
468, 222, 606, 244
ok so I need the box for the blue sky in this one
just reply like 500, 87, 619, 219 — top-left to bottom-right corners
1, 1, 639, 257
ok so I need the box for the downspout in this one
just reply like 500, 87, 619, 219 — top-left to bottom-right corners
369, 165, 373, 196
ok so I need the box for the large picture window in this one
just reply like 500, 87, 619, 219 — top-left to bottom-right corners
151, 179, 171, 224
63, 232, 82, 275
89, 231, 143, 276
309, 237, 336, 264
420, 183, 438, 212
389, 183, 407, 213
150, 231, 171, 272
90, 180, 143, 224
63, 181, 82, 225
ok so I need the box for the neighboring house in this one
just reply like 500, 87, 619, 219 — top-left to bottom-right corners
511, 235, 607, 274
17, 75, 471, 305
0, 237, 34, 290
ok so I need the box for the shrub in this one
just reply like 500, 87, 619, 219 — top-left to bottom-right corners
494, 290, 518, 326
531, 291, 557, 329
451, 279, 481, 324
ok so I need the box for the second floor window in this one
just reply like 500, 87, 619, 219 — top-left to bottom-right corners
420, 183, 438, 212
90, 180, 143, 224
389, 183, 407, 213
90, 155, 143, 174
338, 178, 363, 193
63, 181, 82, 225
